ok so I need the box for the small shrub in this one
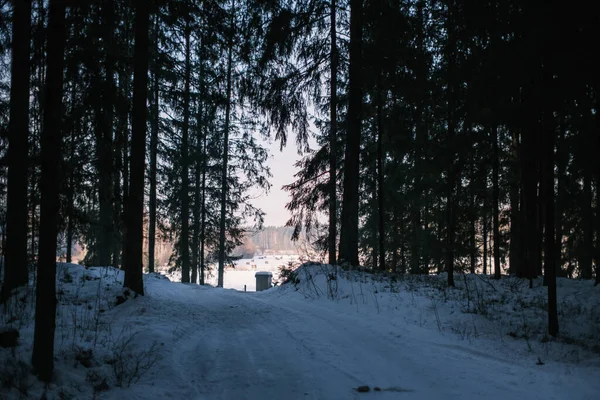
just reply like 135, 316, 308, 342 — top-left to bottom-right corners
75, 346, 95, 368
86, 369, 110, 393
62, 270, 74, 284
278, 265, 300, 286
1, 357, 30, 396
106, 329, 162, 387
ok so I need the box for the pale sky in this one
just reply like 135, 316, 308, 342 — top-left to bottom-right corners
251, 136, 315, 227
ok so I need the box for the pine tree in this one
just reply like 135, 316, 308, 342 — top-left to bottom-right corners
180, 8, 192, 283
217, 0, 236, 287
98, 0, 116, 267
2, 0, 32, 300
148, 12, 160, 274
31, 0, 67, 382
123, 0, 149, 295
338, 0, 362, 267
327, 0, 338, 266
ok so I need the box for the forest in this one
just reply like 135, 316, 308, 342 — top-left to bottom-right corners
229, 226, 299, 256
0, 0, 598, 386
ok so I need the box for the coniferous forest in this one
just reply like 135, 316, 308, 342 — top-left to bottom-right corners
0, 0, 598, 386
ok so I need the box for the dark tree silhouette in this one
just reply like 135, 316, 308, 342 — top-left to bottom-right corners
31, 0, 67, 382
328, 0, 338, 266
2, 0, 32, 301
339, 0, 363, 266
123, 0, 149, 295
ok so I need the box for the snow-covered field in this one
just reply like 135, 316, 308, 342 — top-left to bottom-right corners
1, 263, 599, 399
167, 255, 295, 290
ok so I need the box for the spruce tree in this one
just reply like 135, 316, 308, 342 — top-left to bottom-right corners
32, 0, 67, 382
3, 0, 32, 300
124, 0, 149, 295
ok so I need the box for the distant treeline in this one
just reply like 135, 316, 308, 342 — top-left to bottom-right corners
233, 226, 306, 255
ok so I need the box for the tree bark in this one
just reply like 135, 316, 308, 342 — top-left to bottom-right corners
411, 107, 424, 274
595, 86, 600, 285
410, 1, 427, 276
199, 41, 207, 285
469, 165, 476, 274
192, 95, 204, 284
339, 0, 363, 266
509, 131, 520, 275
328, 0, 338, 266
483, 199, 488, 275
555, 118, 566, 276
218, 0, 235, 287
582, 147, 593, 279
65, 91, 78, 263
98, 0, 115, 267
31, 0, 66, 382
445, 0, 457, 287
542, 54, 558, 335
148, 13, 159, 274
3, 0, 32, 301
492, 124, 501, 279
200, 129, 207, 285
520, 80, 540, 286
180, 14, 191, 283
376, 77, 386, 272
123, 0, 149, 295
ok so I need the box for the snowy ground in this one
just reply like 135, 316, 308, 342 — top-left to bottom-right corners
1, 263, 599, 399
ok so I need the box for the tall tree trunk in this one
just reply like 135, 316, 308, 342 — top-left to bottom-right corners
65, 94, 78, 263
328, 0, 337, 266
483, 199, 488, 275
124, 0, 149, 295
391, 202, 399, 273
199, 41, 207, 286
148, 14, 159, 274
119, 9, 132, 269
444, 0, 457, 287
509, 131, 520, 275
423, 202, 430, 272
492, 124, 501, 279
98, 0, 116, 267
555, 117, 566, 276
411, 106, 426, 275
521, 82, 540, 286
582, 173, 593, 279
339, 0, 363, 266
376, 75, 386, 272
536, 160, 544, 277
117, 65, 130, 269
410, 1, 427, 276
581, 100, 594, 280
542, 56, 558, 336
469, 167, 476, 274
180, 15, 191, 283
3, 0, 32, 301
191, 94, 204, 285
31, 0, 66, 381
112, 72, 125, 268
218, 1, 235, 287
371, 169, 378, 270
522, 151, 539, 285
191, 155, 200, 285
595, 87, 600, 285
200, 129, 207, 285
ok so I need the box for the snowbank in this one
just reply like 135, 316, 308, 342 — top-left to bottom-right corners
0, 262, 599, 399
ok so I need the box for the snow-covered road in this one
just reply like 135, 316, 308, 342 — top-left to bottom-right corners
109, 275, 598, 400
